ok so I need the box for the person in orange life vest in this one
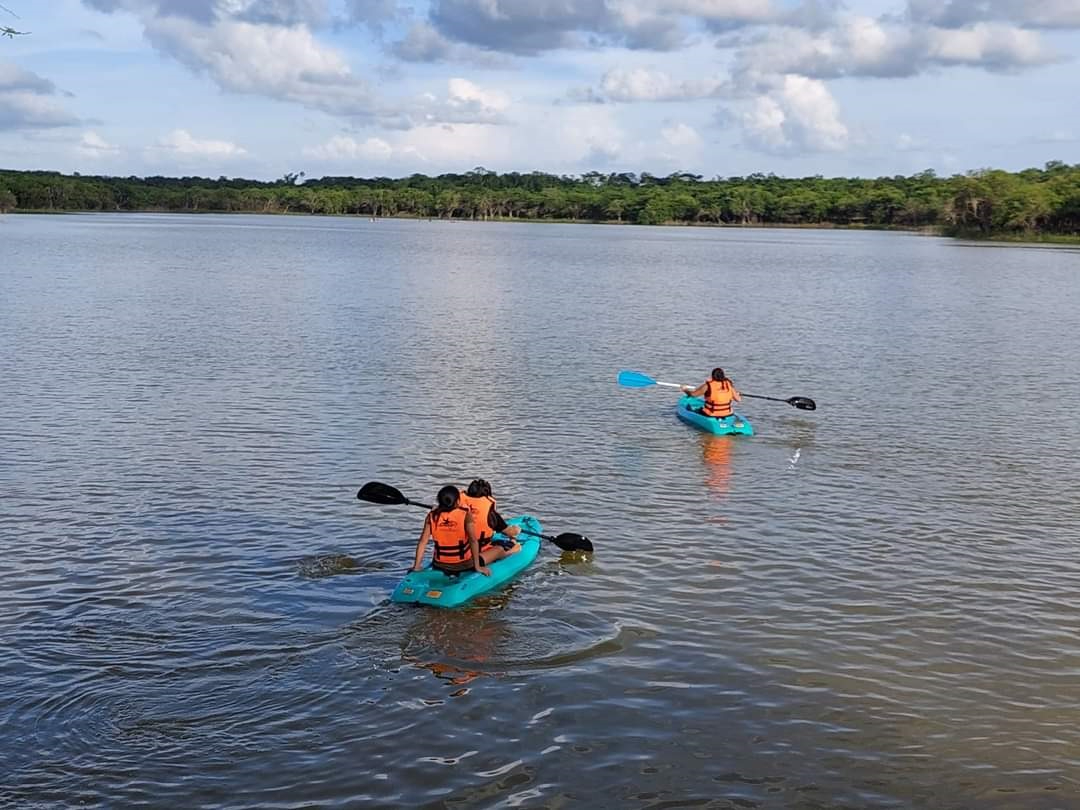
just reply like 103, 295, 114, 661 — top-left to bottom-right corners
682, 367, 741, 419
458, 478, 521, 551
411, 485, 515, 576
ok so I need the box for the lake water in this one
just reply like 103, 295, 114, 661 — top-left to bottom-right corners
2, 213, 1079, 809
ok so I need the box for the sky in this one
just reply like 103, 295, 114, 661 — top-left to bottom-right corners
0, 0, 1077, 181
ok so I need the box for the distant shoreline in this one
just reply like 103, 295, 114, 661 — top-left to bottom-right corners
3, 164, 1078, 242
7, 209, 1080, 245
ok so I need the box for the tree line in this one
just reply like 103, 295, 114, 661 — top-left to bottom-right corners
2, 162, 1079, 238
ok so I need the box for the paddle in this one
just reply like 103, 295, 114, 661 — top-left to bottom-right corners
617, 369, 682, 389
741, 392, 817, 411
356, 481, 593, 553
617, 369, 816, 411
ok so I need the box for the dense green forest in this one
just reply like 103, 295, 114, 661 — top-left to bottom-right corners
2, 162, 1079, 238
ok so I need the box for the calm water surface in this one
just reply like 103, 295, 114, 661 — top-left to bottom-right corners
2, 214, 1079, 809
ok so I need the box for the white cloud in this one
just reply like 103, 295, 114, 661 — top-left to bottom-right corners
661, 121, 703, 148
396, 122, 511, 165
551, 105, 626, 166
124, 14, 378, 118
923, 22, 1052, 69
303, 134, 398, 161
76, 6, 511, 129
77, 130, 120, 156
740, 95, 787, 150
150, 18, 344, 89
0, 65, 80, 131
303, 122, 511, 170
738, 74, 849, 154
596, 67, 727, 102
895, 133, 928, 151
153, 129, 247, 157
380, 78, 511, 129
733, 14, 1057, 82
657, 121, 705, 165
447, 77, 509, 112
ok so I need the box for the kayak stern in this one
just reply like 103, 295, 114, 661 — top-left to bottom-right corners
676, 395, 754, 436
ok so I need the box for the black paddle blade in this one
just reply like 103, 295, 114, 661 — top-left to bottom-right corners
788, 397, 817, 411
552, 533, 593, 553
356, 481, 407, 505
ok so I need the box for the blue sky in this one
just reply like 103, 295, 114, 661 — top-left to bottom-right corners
1, 0, 1077, 181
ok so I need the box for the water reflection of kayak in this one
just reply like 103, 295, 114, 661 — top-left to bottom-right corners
676, 395, 754, 436
391, 515, 542, 608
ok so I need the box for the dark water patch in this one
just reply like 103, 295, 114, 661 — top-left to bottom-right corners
296, 552, 391, 578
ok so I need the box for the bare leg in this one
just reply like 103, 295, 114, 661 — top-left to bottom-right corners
481, 544, 516, 565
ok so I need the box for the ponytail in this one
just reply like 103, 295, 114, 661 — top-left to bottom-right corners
431, 485, 460, 520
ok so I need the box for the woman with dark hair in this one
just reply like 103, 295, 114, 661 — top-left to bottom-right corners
459, 478, 521, 551
410, 484, 515, 576
682, 368, 741, 419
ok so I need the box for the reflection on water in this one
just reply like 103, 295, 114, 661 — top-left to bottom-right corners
699, 434, 734, 496
401, 608, 511, 692
4, 215, 1080, 808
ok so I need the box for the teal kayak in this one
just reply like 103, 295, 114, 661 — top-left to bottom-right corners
390, 515, 542, 608
676, 395, 754, 436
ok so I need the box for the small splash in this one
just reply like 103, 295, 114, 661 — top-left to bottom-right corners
789, 447, 802, 469
297, 554, 388, 579
558, 549, 593, 563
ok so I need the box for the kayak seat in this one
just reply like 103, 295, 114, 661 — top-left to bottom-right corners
693, 408, 733, 421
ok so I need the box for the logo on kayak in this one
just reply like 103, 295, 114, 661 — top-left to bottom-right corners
425, 590, 443, 599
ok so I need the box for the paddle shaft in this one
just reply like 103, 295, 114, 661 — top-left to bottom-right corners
618, 370, 815, 411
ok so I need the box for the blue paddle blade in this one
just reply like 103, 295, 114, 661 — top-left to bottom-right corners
617, 370, 657, 388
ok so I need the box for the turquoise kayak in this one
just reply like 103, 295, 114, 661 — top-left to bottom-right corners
676, 395, 754, 436
391, 515, 542, 608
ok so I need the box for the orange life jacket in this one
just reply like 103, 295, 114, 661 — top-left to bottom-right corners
457, 493, 495, 548
704, 379, 736, 418
428, 507, 472, 565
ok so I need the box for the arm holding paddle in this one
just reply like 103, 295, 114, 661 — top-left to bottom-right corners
681, 375, 740, 404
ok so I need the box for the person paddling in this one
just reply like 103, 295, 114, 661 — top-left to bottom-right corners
682, 368, 742, 420
458, 478, 521, 552
411, 485, 516, 577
